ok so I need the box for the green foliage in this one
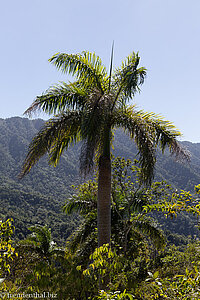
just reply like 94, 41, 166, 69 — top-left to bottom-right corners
96, 290, 134, 300
0, 219, 16, 277
143, 185, 200, 219
111, 157, 166, 252
83, 244, 123, 284
25, 225, 64, 261
61, 157, 200, 298
64, 157, 167, 263
136, 242, 200, 299
0, 184, 80, 244
3, 170, 200, 298
6, 225, 67, 298
81, 244, 136, 298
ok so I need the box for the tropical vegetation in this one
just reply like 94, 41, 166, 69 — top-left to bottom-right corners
1, 50, 199, 298
1, 157, 200, 298
20, 50, 188, 249
0, 117, 199, 246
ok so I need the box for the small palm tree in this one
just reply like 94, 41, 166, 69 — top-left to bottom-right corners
26, 225, 63, 262
20, 50, 189, 247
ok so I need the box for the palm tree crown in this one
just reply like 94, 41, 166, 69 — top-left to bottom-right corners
20, 50, 189, 247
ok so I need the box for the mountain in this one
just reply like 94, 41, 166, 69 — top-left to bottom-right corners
0, 117, 200, 244
0, 117, 81, 244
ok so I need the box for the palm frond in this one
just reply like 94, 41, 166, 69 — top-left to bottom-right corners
129, 190, 149, 212
63, 198, 95, 215
67, 212, 97, 254
80, 137, 98, 175
19, 111, 82, 178
49, 51, 107, 93
79, 92, 113, 174
24, 82, 87, 117
112, 106, 156, 184
63, 181, 97, 215
112, 106, 189, 184
28, 225, 52, 255
134, 217, 166, 249
112, 51, 147, 105
143, 113, 190, 161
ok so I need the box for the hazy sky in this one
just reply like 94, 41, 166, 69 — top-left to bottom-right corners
1, 0, 200, 142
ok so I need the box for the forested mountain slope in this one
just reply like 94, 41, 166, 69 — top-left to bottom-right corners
1, 117, 200, 243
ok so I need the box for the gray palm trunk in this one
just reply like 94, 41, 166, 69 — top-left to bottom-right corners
97, 155, 111, 247
97, 127, 112, 247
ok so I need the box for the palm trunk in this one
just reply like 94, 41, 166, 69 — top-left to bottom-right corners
97, 155, 111, 247
97, 128, 111, 289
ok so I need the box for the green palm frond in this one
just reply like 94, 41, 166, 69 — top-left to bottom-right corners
67, 212, 97, 255
28, 225, 52, 255
49, 51, 107, 93
26, 225, 64, 260
143, 112, 190, 160
80, 137, 98, 175
19, 111, 82, 178
80, 90, 106, 138
112, 106, 156, 184
63, 198, 96, 215
63, 181, 97, 215
79, 92, 113, 173
134, 217, 166, 249
79, 112, 103, 174
129, 190, 149, 212
24, 82, 87, 116
112, 106, 188, 184
112, 51, 147, 105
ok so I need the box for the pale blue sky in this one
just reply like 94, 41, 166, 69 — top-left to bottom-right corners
1, 0, 200, 142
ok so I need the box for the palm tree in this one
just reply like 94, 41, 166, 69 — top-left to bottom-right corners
26, 225, 63, 262
20, 50, 189, 247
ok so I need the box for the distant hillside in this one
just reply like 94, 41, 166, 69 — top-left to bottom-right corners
1, 117, 200, 244
0, 117, 80, 201
0, 117, 81, 243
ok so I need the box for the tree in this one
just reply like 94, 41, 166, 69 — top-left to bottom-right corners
0, 219, 16, 278
9, 225, 65, 294
64, 157, 166, 262
25, 225, 63, 262
20, 50, 189, 248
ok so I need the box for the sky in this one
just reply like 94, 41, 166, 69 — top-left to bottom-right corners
1, 0, 200, 142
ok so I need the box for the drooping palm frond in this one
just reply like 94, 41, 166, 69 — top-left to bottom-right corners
111, 52, 147, 107
19, 111, 82, 178
63, 197, 97, 216
28, 225, 52, 256
79, 92, 113, 174
63, 180, 97, 216
128, 190, 149, 213
80, 137, 98, 175
24, 82, 87, 117
67, 212, 97, 256
25, 225, 64, 261
80, 89, 106, 138
112, 105, 188, 184
49, 51, 107, 94
143, 112, 190, 161
133, 216, 166, 249
112, 106, 156, 184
